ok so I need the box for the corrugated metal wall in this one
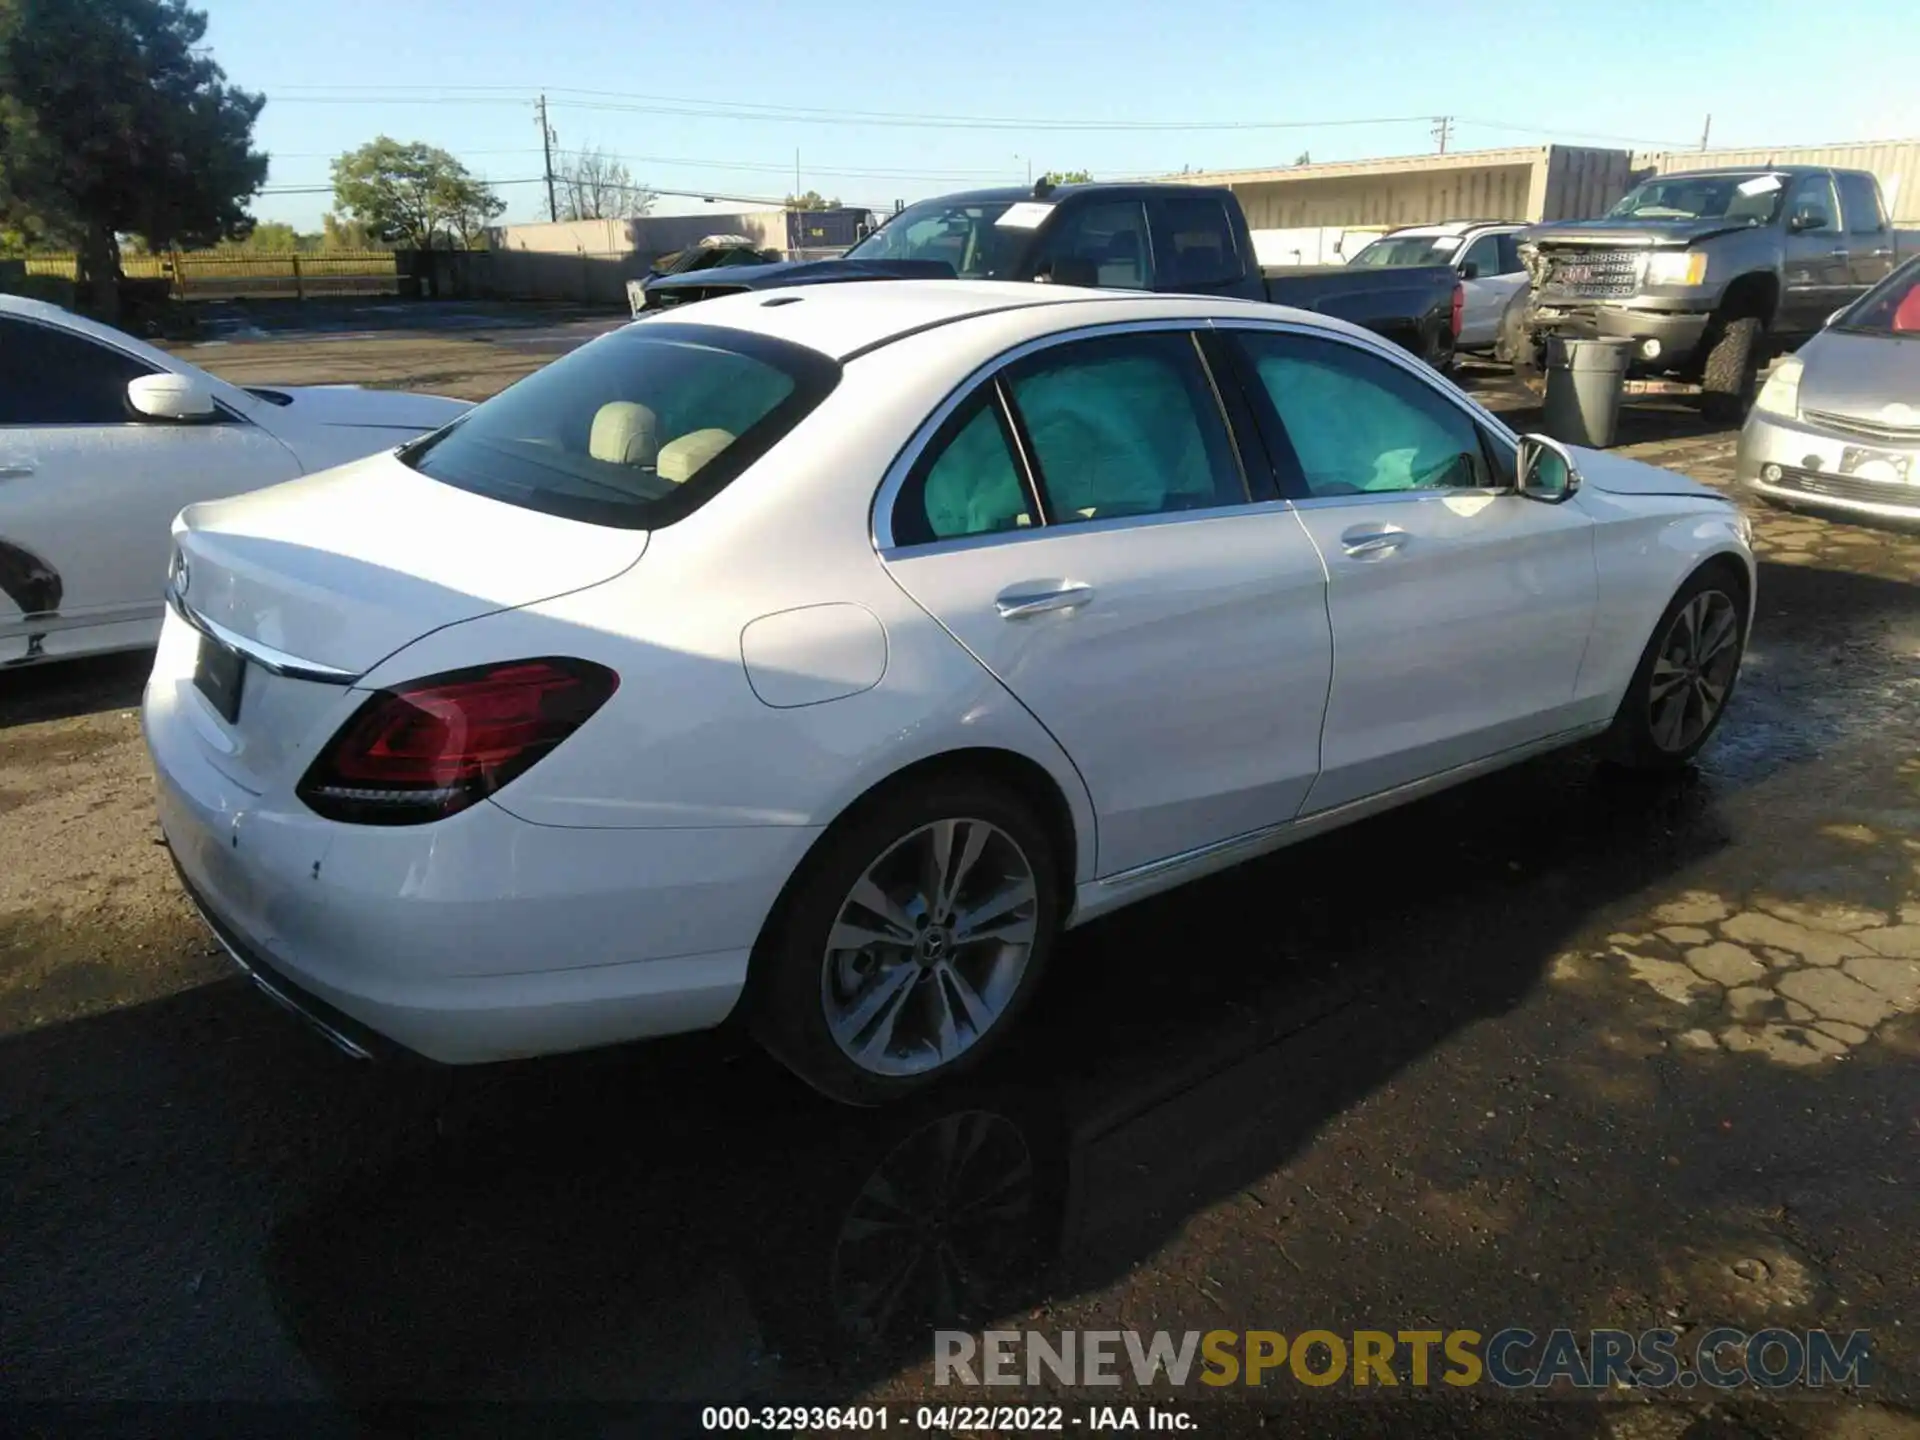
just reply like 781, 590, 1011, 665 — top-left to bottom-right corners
1539, 148, 1638, 221
1636, 140, 1920, 223
1229, 164, 1537, 229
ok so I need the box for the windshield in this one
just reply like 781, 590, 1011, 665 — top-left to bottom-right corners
404, 323, 839, 529
1833, 259, 1920, 335
1347, 235, 1460, 268
1605, 173, 1786, 224
844, 197, 1027, 277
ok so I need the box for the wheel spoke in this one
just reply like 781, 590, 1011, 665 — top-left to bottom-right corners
931, 974, 961, 1061
940, 963, 996, 1033
1697, 604, 1739, 664
847, 876, 918, 939
952, 878, 1036, 942
1676, 596, 1705, 662
830, 919, 912, 953
1649, 658, 1690, 702
1696, 674, 1726, 710
927, 820, 991, 922
834, 962, 916, 1050
1652, 692, 1689, 750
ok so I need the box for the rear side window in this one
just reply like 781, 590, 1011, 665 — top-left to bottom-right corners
404, 322, 839, 529
0, 317, 154, 426
1495, 233, 1523, 275
1005, 331, 1245, 521
1836, 173, 1888, 234
892, 392, 1036, 546
1459, 234, 1500, 278
1153, 196, 1244, 288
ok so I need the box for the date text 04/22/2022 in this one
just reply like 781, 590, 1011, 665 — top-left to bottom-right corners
700, 1404, 1195, 1431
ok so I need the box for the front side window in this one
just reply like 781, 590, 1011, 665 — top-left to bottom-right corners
1347, 234, 1459, 268
1032, 200, 1154, 289
1233, 330, 1493, 497
1459, 234, 1501, 278
1835, 173, 1888, 235
1005, 332, 1245, 523
0, 318, 155, 426
1784, 173, 1839, 231
1833, 259, 1920, 334
404, 322, 838, 529
1495, 232, 1524, 275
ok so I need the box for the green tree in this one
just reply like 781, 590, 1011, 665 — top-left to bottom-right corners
320, 211, 378, 252
239, 220, 302, 251
785, 190, 842, 211
331, 137, 504, 250
0, 0, 268, 318
1040, 169, 1094, 186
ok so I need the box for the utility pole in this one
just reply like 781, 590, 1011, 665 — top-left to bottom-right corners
1700, 114, 1712, 151
536, 94, 558, 223
794, 148, 801, 202
1431, 115, 1453, 154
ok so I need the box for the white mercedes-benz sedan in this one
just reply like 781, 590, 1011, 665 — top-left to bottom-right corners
0, 294, 470, 666
144, 280, 1754, 1104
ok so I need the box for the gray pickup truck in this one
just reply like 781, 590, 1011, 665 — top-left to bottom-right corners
1514, 166, 1917, 420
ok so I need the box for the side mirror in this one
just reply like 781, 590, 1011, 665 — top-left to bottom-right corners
1826, 306, 1847, 327
128, 372, 218, 422
1459, 261, 1480, 280
1516, 433, 1581, 503
1788, 206, 1829, 234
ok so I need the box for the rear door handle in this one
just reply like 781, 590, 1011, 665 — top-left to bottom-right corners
995, 581, 1094, 619
0, 462, 35, 479
1339, 524, 1408, 558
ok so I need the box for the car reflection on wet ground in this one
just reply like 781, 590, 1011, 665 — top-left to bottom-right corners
1, 321, 1916, 1436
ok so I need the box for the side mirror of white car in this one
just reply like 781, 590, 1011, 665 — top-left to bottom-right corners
1826, 306, 1847, 328
1516, 432, 1581, 504
127, 372, 219, 422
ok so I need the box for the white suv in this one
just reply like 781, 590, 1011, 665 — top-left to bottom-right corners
1346, 222, 1530, 354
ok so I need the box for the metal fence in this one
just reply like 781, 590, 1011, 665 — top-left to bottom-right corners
22, 250, 400, 300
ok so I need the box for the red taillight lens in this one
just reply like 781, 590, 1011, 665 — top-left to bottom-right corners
1450, 282, 1465, 338
298, 658, 618, 825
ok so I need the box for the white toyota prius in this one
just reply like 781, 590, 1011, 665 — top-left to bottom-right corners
144, 280, 1754, 1104
0, 294, 470, 666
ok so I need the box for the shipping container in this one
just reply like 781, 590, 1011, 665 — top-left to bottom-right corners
784, 207, 871, 253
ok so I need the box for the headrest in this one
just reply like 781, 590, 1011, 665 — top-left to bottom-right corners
588, 402, 659, 465
656, 428, 735, 484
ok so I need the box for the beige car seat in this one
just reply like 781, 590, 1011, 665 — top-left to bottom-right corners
656, 427, 735, 484
587, 402, 660, 466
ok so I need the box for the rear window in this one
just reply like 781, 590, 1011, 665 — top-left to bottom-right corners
1346, 235, 1460, 268
403, 322, 840, 529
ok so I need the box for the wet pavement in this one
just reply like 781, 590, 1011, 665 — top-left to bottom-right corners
2, 322, 1918, 1437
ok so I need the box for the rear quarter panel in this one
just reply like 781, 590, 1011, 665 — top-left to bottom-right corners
1573, 488, 1755, 714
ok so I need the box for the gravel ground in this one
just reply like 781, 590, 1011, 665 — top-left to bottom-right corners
2, 318, 1917, 1437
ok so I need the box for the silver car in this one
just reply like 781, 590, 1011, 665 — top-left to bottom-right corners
1739, 256, 1920, 522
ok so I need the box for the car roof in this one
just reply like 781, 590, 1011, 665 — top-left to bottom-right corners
0, 292, 179, 365
1652, 165, 1831, 179
1383, 220, 1523, 239
622, 278, 1368, 362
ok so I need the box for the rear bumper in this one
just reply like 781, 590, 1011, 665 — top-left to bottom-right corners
1527, 304, 1713, 369
1737, 409, 1920, 522
145, 666, 814, 1064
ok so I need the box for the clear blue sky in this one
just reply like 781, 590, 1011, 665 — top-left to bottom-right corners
202, 0, 1918, 231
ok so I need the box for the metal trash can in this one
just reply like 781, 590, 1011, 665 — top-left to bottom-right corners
1541, 337, 1634, 449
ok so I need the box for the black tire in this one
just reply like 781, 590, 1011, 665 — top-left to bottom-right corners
1599, 561, 1750, 772
1699, 315, 1764, 424
746, 774, 1062, 1107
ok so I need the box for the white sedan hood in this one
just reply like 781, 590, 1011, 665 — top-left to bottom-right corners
1569, 446, 1726, 501
254, 384, 471, 432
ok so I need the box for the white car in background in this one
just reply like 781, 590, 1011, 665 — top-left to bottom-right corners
145, 281, 1754, 1106
1345, 222, 1530, 354
0, 294, 470, 666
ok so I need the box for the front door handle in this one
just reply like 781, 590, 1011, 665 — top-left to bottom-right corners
1339, 524, 1408, 558
0, 462, 36, 479
995, 581, 1094, 619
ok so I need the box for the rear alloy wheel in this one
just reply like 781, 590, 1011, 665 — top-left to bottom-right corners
1601, 567, 1747, 771
750, 779, 1060, 1105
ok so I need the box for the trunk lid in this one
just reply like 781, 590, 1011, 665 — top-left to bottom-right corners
168, 451, 646, 793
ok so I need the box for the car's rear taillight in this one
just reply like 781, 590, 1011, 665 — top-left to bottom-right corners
297, 658, 618, 825
1450, 282, 1465, 338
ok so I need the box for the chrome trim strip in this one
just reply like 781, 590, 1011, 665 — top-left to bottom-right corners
1091, 720, 1610, 894
166, 586, 361, 685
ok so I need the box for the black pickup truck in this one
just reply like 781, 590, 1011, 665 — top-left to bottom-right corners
640, 181, 1463, 368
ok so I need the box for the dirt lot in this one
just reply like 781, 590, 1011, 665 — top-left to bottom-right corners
2, 308, 1918, 1436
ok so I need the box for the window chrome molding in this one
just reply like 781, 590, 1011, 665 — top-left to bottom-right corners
870, 316, 1257, 554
